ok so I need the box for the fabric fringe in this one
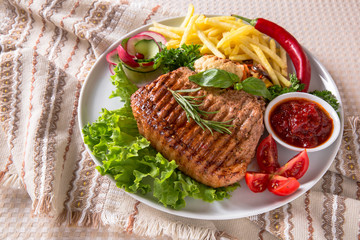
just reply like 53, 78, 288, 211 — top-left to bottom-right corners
0, 171, 22, 189
31, 194, 54, 216
101, 209, 220, 240
133, 218, 219, 240
57, 207, 235, 239
56, 209, 103, 228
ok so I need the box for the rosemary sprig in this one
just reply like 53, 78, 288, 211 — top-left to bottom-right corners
168, 87, 233, 135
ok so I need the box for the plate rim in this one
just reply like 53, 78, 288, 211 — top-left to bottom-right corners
78, 16, 344, 220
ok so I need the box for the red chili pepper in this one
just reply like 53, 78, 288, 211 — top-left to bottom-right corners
232, 15, 311, 92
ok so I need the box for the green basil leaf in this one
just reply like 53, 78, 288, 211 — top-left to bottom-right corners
241, 77, 272, 100
189, 69, 240, 88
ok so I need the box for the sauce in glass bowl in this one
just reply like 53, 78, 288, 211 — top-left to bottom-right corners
269, 98, 333, 148
264, 92, 340, 152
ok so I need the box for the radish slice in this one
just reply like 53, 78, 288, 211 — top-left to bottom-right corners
126, 34, 159, 57
117, 44, 140, 68
106, 48, 120, 65
140, 31, 167, 45
107, 31, 166, 75
109, 64, 116, 75
141, 61, 154, 67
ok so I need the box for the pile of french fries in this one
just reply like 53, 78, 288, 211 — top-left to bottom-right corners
149, 4, 291, 87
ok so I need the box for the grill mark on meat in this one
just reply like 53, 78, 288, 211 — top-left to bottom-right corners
131, 67, 265, 188
174, 91, 213, 143
142, 75, 185, 135
200, 109, 234, 168
195, 96, 246, 158
199, 97, 253, 171
212, 108, 262, 175
166, 105, 182, 123
180, 92, 215, 141
153, 87, 175, 112
199, 101, 258, 180
204, 80, 259, 179
186, 96, 229, 167
158, 96, 177, 119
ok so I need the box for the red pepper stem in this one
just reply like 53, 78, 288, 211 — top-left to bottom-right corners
231, 14, 257, 26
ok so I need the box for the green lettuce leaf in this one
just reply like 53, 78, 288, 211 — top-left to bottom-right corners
82, 63, 238, 209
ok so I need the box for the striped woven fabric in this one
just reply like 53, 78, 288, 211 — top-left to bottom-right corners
0, 0, 359, 239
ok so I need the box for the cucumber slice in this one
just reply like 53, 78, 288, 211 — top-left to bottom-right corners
122, 64, 162, 87
135, 39, 160, 59
122, 63, 158, 73
127, 34, 160, 58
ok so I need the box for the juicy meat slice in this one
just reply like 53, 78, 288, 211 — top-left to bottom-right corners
131, 67, 265, 188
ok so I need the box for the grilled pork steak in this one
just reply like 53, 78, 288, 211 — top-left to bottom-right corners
131, 67, 265, 188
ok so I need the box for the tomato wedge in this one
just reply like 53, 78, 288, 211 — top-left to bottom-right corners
275, 150, 309, 179
256, 135, 280, 173
268, 175, 300, 196
245, 172, 270, 193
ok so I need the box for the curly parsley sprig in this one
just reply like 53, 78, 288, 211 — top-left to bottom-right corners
310, 90, 339, 112
268, 73, 339, 112
153, 44, 202, 73
268, 73, 305, 99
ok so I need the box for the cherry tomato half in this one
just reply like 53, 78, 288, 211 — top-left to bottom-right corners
245, 172, 270, 193
268, 175, 300, 196
275, 150, 309, 179
256, 135, 280, 173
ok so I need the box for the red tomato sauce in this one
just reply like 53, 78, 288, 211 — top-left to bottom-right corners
270, 98, 333, 148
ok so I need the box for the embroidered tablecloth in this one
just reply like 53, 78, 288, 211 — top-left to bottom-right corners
1, 0, 359, 239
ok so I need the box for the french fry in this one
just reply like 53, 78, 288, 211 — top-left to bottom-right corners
194, 15, 207, 29
148, 27, 180, 39
209, 36, 220, 45
196, 26, 225, 58
221, 19, 246, 28
180, 14, 199, 45
204, 17, 239, 30
149, 5, 291, 87
275, 70, 291, 87
259, 35, 269, 48
223, 46, 232, 56
239, 44, 261, 63
217, 25, 254, 48
180, 4, 194, 28
269, 39, 280, 72
234, 36, 285, 68
252, 35, 260, 44
250, 43, 280, 85
250, 40, 287, 68
166, 39, 180, 49
209, 16, 237, 21
229, 54, 251, 61
208, 28, 223, 37
203, 27, 214, 35
280, 46, 288, 76
231, 44, 240, 55
153, 22, 185, 35
200, 45, 212, 54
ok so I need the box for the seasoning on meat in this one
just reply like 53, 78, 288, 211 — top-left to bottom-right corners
131, 67, 265, 188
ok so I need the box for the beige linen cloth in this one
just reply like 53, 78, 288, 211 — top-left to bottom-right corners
0, 0, 359, 239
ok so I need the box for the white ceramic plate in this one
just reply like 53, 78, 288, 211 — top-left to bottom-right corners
78, 16, 344, 220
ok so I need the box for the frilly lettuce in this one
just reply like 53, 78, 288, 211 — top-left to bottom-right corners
82, 64, 238, 209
